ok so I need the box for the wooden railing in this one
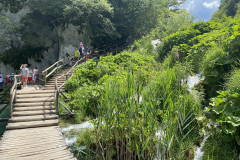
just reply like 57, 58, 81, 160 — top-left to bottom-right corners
9, 75, 21, 118
55, 59, 82, 116
41, 55, 75, 85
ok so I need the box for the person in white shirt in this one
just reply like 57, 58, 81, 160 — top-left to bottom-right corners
32, 67, 38, 85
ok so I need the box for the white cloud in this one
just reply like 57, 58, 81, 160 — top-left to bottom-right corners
203, 1, 220, 9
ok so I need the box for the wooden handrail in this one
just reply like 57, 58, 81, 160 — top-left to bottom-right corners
55, 59, 82, 115
42, 55, 75, 85
9, 75, 21, 118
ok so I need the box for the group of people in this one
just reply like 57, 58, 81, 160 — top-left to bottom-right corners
20, 64, 38, 88
74, 42, 99, 62
0, 72, 15, 88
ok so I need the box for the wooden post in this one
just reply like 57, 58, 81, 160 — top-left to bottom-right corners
9, 93, 12, 118
43, 71, 47, 85
56, 90, 59, 115
56, 63, 59, 73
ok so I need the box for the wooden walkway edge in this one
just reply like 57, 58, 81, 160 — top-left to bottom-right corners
0, 69, 76, 160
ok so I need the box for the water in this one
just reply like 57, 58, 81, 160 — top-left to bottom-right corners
187, 74, 204, 92
61, 121, 94, 146
151, 39, 161, 50
154, 128, 165, 160
194, 131, 210, 160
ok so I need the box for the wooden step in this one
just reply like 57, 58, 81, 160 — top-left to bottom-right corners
17, 93, 54, 99
9, 114, 58, 122
14, 106, 55, 111
43, 87, 64, 90
16, 97, 54, 103
13, 110, 56, 116
47, 82, 65, 85
6, 119, 58, 130
14, 102, 54, 107
17, 90, 55, 95
44, 85, 63, 87
48, 79, 66, 82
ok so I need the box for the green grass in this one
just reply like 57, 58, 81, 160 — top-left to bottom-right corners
203, 132, 239, 160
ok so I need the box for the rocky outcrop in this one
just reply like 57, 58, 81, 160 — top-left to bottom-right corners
0, 7, 91, 74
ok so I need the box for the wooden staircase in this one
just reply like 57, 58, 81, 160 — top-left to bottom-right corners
6, 69, 71, 130
0, 58, 78, 160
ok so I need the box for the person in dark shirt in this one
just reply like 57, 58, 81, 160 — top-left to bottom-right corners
92, 49, 100, 65
78, 42, 85, 60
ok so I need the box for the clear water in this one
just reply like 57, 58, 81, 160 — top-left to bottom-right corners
61, 121, 94, 147
194, 132, 210, 160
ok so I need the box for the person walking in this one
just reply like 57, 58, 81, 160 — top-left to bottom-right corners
74, 48, 80, 61
28, 69, 33, 84
78, 42, 85, 61
32, 67, 38, 85
86, 48, 91, 60
20, 64, 29, 88
11, 73, 14, 84
92, 49, 100, 66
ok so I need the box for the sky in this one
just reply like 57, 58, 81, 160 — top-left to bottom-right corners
181, 0, 221, 21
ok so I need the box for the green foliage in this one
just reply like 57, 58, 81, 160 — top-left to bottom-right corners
0, 0, 27, 13
226, 68, 240, 94
207, 91, 240, 135
212, 0, 240, 19
157, 18, 240, 98
203, 132, 239, 160
152, 9, 193, 40
66, 52, 156, 122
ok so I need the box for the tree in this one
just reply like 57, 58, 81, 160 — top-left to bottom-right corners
212, 0, 240, 19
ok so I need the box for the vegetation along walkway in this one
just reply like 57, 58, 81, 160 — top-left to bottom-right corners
0, 69, 76, 160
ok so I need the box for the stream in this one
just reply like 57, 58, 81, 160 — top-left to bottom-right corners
61, 121, 94, 155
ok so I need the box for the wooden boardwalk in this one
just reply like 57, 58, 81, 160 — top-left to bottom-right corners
0, 70, 76, 160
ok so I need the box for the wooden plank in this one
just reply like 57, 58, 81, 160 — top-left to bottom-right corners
0, 118, 9, 122
14, 106, 55, 111
0, 146, 71, 159
13, 110, 56, 116
0, 104, 8, 114
15, 97, 54, 103
17, 90, 55, 94
0, 137, 66, 148
0, 137, 65, 148
46, 67, 58, 78
14, 102, 54, 107
17, 93, 54, 98
6, 119, 58, 130
9, 114, 58, 122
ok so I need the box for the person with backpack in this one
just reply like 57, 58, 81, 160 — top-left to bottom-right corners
78, 42, 85, 60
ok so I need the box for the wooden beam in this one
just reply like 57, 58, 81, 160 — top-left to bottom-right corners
0, 118, 9, 122
0, 104, 8, 114
59, 101, 72, 114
